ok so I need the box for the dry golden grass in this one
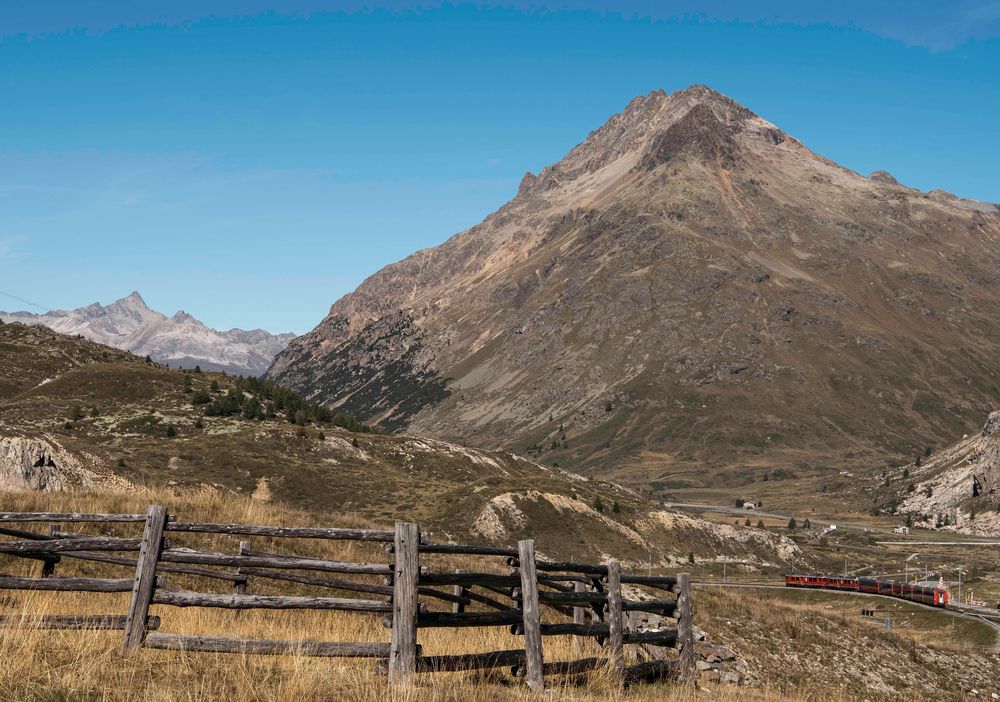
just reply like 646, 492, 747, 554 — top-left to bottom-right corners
0, 488, 740, 701
5, 488, 991, 701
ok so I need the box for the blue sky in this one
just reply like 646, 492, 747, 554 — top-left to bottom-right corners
1, 3, 997, 333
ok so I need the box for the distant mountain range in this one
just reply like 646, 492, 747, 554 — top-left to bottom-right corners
0, 291, 295, 376
267, 84, 1000, 486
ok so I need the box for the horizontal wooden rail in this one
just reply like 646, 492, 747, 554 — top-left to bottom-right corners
238, 567, 393, 595
417, 611, 521, 628
0, 614, 160, 630
621, 574, 679, 589
0, 525, 53, 540
0, 575, 138, 592
623, 599, 677, 616
415, 649, 524, 672
151, 589, 393, 612
625, 629, 678, 646
0, 513, 174, 523
0, 537, 141, 554
535, 591, 607, 606
159, 548, 393, 575
240, 567, 468, 606
416, 544, 518, 557
165, 522, 422, 543
419, 572, 520, 587
144, 633, 393, 657
61, 551, 249, 584
458, 586, 516, 611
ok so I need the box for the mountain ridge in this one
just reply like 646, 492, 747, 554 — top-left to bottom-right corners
1, 291, 295, 376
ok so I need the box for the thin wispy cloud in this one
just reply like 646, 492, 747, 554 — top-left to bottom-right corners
1, 1, 998, 49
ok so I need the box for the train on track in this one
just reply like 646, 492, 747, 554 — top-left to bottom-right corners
786, 574, 949, 607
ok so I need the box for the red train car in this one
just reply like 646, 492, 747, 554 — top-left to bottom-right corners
785, 574, 948, 607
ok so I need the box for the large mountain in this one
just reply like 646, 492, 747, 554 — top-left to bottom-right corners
1, 292, 295, 376
267, 85, 1000, 485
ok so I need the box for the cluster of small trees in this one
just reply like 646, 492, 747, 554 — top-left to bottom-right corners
188, 375, 374, 433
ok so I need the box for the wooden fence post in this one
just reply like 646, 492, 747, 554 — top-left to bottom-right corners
452, 569, 466, 614
606, 559, 624, 684
573, 580, 587, 654
235, 540, 250, 594
676, 572, 696, 685
40, 524, 59, 578
389, 521, 419, 686
121, 505, 168, 652
517, 539, 543, 693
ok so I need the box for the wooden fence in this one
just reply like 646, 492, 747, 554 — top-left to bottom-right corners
0, 505, 695, 691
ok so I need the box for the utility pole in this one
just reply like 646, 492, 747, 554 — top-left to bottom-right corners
958, 569, 963, 604
844, 558, 848, 577
723, 557, 727, 583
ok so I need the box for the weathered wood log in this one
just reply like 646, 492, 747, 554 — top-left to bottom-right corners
417, 544, 518, 556
623, 658, 679, 686
606, 560, 625, 682
0, 575, 144, 592
538, 622, 610, 637
389, 521, 420, 686
624, 630, 678, 646
165, 522, 409, 543
512, 657, 606, 677
415, 649, 525, 672
676, 572, 695, 684
509, 558, 606, 575
517, 539, 544, 693
460, 586, 515, 611
239, 567, 394, 596
143, 633, 392, 658
417, 610, 521, 627
0, 525, 52, 540
0, 537, 141, 554
622, 599, 678, 616
121, 505, 168, 652
621, 574, 679, 590
59, 550, 249, 584
152, 589, 391, 611
534, 591, 607, 606
0, 614, 160, 630
419, 572, 520, 587
159, 547, 393, 575
0, 512, 165, 523
537, 577, 575, 593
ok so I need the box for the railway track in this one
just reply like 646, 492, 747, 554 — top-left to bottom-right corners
693, 580, 1000, 652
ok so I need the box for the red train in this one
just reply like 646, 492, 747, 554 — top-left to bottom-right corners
785, 574, 949, 607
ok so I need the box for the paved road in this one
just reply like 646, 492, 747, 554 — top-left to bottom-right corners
661, 501, 870, 530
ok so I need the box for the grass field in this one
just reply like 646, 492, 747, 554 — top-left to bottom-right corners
1, 489, 998, 701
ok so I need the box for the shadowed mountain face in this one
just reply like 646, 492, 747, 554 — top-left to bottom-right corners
1, 292, 296, 377
267, 85, 1000, 485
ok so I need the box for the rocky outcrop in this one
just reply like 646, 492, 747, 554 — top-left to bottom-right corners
0, 436, 97, 491
900, 411, 1000, 535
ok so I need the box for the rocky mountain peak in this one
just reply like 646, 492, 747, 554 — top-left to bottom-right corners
517, 85, 787, 197
124, 290, 148, 306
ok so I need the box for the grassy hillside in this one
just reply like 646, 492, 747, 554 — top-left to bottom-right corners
0, 321, 802, 569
